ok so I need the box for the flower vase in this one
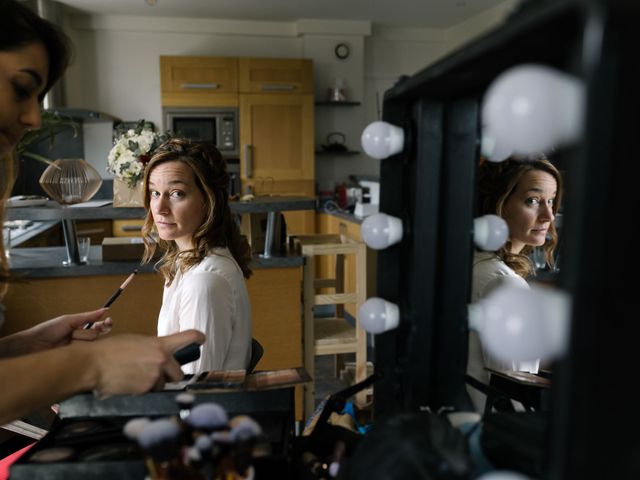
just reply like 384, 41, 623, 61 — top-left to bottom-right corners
113, 178, 144, 207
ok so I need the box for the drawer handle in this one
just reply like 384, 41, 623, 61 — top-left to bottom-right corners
180, 83, 220, 89
122, 225, 142, 232
260, 84, 296, 92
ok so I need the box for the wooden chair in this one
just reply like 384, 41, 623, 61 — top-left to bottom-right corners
291, 234, 367, 419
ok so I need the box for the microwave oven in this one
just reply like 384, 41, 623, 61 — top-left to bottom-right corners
163, 107, 239, 158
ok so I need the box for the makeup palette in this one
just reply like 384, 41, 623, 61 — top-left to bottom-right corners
10, 383, 299, 479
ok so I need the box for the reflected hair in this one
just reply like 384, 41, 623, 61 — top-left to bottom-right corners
476, 156, 563, 277
141, 138, 252, 285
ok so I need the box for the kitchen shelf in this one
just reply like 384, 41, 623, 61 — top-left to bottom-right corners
314, 101, 361, 106
315, 150, 360, 156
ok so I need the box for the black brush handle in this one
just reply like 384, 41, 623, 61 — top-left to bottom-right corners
173, 342, 201, 365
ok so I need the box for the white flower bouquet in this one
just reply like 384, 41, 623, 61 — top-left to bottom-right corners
107, 120, 168, 188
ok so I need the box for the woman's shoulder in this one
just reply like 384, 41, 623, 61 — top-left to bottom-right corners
190, 248, 242, 277
472, 250, 527, 302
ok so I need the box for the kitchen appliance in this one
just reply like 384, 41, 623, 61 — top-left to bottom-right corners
163, 107, 239, 158
354, 179, 380, 218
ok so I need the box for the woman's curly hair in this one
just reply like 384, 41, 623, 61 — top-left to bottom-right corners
476, 157, 563, 278
141, 138, 252, 284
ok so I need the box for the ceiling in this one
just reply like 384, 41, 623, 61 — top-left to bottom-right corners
55, 0, 511, 29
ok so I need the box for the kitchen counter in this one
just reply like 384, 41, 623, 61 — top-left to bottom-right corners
6, 196, 317, 221
317, 205, 364, 224
6, 195, 316, 264
8, 246, 303, 278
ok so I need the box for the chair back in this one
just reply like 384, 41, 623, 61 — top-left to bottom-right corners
247, 338, 264, 373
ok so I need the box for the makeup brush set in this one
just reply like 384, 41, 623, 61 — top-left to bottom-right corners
11, 389, 295, 479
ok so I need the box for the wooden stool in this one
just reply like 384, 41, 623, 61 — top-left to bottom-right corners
291, 234, 367, 419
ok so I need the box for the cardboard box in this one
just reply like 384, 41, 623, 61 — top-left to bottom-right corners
101, 237, 145, 261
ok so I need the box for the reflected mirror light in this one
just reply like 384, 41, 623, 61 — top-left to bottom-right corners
468, 283, 571, 364
361, 121, 405, 160
359, 297, 400, 334
474, 214, 509, 251
482, 64, 585, 155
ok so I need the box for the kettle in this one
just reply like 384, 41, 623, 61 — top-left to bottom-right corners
321, 132, 348, 152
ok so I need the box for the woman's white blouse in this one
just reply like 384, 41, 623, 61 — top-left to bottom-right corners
157, 247, 252, 374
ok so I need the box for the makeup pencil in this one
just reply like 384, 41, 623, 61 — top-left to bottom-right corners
83, 269, 138, 329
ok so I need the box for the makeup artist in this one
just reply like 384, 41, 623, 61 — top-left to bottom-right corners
141, 138, 253, 374
0, 0, 205, 426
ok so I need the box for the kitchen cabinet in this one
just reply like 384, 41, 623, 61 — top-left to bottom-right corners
316, 213, 377, 317
160, 56, 239, 107
160, 56, 316, 235
239, 92, 315, 235
239, 58, 313, 94
112, 219, 144, 237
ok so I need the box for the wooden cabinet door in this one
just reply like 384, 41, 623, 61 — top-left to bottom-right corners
239, 58, 313, 94
160, 56, 238, 107
239, 94, 314, 182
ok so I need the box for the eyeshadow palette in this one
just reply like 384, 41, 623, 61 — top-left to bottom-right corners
11, 417, 147, 480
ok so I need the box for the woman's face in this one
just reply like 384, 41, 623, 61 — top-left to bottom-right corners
502, 169, 557, 254
148, 161, 207, 251
0, 42, 49, 156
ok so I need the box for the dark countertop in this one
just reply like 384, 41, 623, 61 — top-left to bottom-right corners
8, 246, 304, 278
6, 195, 317, 221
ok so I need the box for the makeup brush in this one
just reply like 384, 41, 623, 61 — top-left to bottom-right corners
83, 269, 138, 329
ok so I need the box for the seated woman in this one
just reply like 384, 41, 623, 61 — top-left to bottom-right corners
467, 156, 562, 412
142, 138, 253, 374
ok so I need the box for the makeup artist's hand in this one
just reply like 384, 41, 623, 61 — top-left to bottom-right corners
89, 330, 205, 397
0, 308, 112, 357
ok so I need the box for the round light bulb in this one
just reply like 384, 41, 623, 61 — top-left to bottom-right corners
360, 213, 403, 250
359, 297, 400, 334
480, 129, 513, 162
361, 121, 405, 159
482, 64, 584, 155
473, 214, 509, 251
468, 284, 571, 363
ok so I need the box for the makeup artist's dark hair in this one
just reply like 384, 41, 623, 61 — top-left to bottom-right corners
0, 0, 72, 292
476, 156, 562, 278
141, 138, 253, 284
0, 0, 73, 101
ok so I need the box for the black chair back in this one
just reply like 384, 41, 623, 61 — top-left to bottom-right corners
247, 338, 264, 373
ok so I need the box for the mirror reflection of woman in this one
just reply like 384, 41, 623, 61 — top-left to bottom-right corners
467, 156, 563, 412
142, 138, 253, 374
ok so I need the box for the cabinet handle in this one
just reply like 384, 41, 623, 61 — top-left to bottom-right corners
244, 144, 253, 179
260, 84, 296, 92
122, 225, 142, 232
180, 83, 220, 89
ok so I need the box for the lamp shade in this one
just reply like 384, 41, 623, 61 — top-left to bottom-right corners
39, 158, 102, 205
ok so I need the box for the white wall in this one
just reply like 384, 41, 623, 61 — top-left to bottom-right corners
61, 5, 513, 186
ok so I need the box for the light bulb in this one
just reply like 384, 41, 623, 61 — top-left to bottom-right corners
480, 129, 513, 162
361, 121, 405, 159
482, 64, 584, 155
468, 283, 571, 363
473, 214, 509, 251
360, 213, 403, 250
359, 297, 400, 334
